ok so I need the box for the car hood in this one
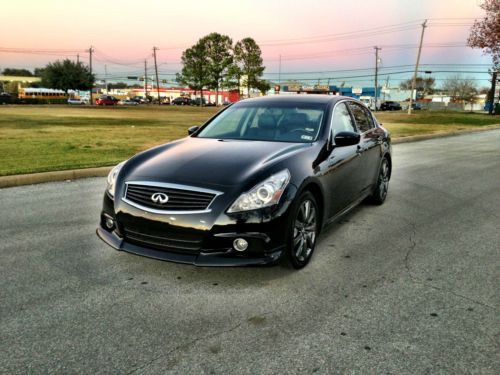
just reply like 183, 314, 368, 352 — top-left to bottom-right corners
125, 137, 312, 188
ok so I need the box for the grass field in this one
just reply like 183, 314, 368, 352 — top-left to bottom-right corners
0, 105, 498, 176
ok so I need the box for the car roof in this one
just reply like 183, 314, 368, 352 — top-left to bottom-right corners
238, 94, 355, 106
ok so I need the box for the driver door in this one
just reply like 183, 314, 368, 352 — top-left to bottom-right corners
321, 101, 363, 217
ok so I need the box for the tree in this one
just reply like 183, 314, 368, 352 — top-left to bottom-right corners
442, 75, 478, 111
479, 86, 491, 94
177, 40, 211, 106
399, 76, 435, 97
41, 59, 94, 93
108, 82, 129, 90
233, 37, 265, 97
4, 81, 20, 94
467, 0, 500, 67
255, 79, 271, 95
2, 68, 33, 76
224, 63, 242, 93
201, 33, 233, 105
34, 68, 45, 77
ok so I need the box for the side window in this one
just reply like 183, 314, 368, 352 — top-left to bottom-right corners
331, 102, 356, 136
348, 102, 374, 133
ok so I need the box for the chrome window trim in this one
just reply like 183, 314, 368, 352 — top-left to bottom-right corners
122, 181, 223, 215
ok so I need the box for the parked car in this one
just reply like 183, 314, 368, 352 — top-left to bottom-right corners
131, 96, 148, 104
171, 97, 191, 105
402, 102, 423, 110
97, 95, 392, 269
67, 97, 88, 105
96, 95, 119, 106
151, 97, 171, 105
0, 92, 13, 103
118, 99, 139, 106
380, 101, 402, 111
190, 97, 206, 106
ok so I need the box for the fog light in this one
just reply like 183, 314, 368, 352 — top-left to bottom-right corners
233, 238, 248, 252
105, 217, 115, 229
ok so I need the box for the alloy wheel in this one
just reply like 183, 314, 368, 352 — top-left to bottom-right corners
378, 159, 390, 200
293, 199, 317, 262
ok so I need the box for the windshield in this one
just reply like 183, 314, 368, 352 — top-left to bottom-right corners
196, 103, 326, 143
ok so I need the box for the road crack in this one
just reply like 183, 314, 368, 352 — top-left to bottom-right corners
404, 222, 496, 311
126, 311, 272, 374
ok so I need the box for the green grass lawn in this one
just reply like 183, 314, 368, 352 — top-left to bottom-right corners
0, 106, 219, 176
0, 105, 498, 176
375, 111, 500, 138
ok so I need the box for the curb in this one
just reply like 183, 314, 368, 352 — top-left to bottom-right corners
1, 125, 499, 189
391, 124, 500, 144
0, 166, 112, 189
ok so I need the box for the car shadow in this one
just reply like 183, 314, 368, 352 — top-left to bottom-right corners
94, 204, 367, 289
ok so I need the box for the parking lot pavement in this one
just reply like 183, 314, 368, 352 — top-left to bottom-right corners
1, 130, 499, 374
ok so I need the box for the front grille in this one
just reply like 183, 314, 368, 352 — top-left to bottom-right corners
123, 227, 203, 254
124, 183, 217, 212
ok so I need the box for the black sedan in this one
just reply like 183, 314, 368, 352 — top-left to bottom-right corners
380, 101, 402, 111
171, 97, 191, 105
97, 95, 392, 269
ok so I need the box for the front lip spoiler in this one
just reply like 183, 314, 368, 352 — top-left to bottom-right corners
96, 227, 283, 267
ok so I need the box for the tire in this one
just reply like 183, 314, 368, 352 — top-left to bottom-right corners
285, 191, 319, 269
369, 157, 390, 205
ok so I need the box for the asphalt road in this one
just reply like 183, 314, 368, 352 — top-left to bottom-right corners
1, 130, 499, 374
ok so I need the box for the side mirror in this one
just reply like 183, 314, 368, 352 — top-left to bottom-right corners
334, 131, 360, 147
188, 126, 199, 135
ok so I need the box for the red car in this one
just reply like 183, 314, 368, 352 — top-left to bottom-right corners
96, 95, 119, 106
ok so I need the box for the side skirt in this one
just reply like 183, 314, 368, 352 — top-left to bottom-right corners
323, 191, 372, 228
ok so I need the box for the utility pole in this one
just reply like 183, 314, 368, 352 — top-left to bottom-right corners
77, 53, 79, 64
104, 64, 108, 93
278, 55, 282, 84
408, 19, 427, 114
144, 59, 148, 101
488, 70, 497, 115
89, 46, 94, 105
374, 46, 381, 111
153, 47, 161, 106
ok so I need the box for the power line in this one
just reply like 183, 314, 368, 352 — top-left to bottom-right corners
264, 43, 468, 62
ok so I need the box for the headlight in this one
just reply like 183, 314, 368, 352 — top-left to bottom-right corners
227, 169, 291, 213
106, 161, 126, 198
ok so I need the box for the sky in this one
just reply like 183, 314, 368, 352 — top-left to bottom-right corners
0, 0, 493, 88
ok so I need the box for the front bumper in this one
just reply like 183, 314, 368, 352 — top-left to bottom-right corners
96, 184, 296, 267
96, 226, 283, 266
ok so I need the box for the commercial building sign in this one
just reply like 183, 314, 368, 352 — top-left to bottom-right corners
288, 84, 302, 92
314, 85, 330, 91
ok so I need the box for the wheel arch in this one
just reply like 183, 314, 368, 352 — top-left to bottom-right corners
296, 180, 325, 232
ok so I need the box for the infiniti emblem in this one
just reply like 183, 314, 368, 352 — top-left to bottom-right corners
151, 192, 169, 204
